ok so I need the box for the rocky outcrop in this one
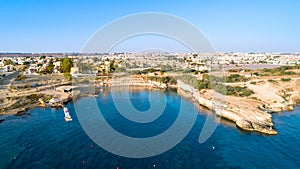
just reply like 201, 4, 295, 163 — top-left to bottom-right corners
177, 80, 278, 135
236, 120, 277, 135
177, 80, 213, 109
14, 107, 29, 116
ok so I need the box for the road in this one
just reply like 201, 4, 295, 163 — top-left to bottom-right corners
0, 71, 20, 89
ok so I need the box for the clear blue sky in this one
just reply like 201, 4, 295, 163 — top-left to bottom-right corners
0, 0, 300, 53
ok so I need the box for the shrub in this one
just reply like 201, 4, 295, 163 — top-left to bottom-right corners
268, 79, 276, 83
253, 72, 259, 76
263, 68, 275, 73
279, 71, 296, 76
240, 89, 253, 97
281, 78, 291, 82
225, 74, 248, 83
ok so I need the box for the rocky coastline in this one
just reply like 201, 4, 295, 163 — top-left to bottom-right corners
176, 80, 300, 135
1, 75, 299, 135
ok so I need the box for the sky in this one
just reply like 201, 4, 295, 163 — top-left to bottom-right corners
0, 0, 300, 53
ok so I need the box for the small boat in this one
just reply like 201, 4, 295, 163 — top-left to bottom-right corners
63, 107, 72, 122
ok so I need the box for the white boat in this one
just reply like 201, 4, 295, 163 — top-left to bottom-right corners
63, 107, 72, 122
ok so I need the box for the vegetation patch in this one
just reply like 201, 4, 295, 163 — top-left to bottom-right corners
225, 74, 249, 83
261, 65, 299, 76
149, 76, 177, 85
267, 79, 277, 83
212, 84, 253, 97
177, 74, 253, 97
281, 78, 291, 82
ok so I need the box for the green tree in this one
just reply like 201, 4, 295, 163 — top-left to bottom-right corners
4, 59, 14, 65
46, 59, 54, 74
40, 55, 46, 59
109, 60, 118, 72
61, 58, 73, 73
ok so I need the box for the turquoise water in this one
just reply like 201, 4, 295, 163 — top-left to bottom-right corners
0, 90, 300, 169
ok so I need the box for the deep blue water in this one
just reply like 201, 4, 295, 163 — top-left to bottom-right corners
0, 90, 300, 169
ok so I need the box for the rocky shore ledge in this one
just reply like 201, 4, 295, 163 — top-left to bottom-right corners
177, 80, 278, 135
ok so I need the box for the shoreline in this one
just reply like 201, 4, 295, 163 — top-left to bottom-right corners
1, 76, 299, 135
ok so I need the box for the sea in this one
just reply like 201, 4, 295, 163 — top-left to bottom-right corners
0, 89, 300, 169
